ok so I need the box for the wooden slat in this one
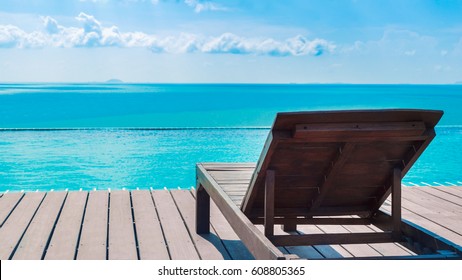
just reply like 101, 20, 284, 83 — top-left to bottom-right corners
0, 192, 24, 227
250, 206, 371, 219
282, 133, 428, 143
209, 170, 254, 180
171, 190, 231, 260
310, 143, 355, 210
201, 163, 256, 169
131, 190, 169, 260
274, 110, 442, 131
45, 191, 88, 260
152, 190, 200, 260
372, 131, 435, 213
293, 121, 426, 139
108, 190, 137, 260
252, 217, 373, 225
270, 232, 394, 246
0, 192, 45, 260
13, 192, 67, 260
77, 191, 108, 260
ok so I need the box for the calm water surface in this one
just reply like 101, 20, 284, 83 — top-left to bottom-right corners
1, 84, 461, 191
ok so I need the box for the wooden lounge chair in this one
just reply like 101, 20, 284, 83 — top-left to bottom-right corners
196, 109, 462, 259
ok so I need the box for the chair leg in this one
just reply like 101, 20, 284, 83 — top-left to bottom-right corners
264, 170, 275, 237
282, 222, 297, 232
392, 168, 402, 240
196, 183, 210, 234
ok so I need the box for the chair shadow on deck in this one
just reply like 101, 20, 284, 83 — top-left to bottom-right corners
198, 231, 254, 260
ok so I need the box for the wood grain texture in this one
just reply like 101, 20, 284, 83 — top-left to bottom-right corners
45, 191, 88, 260
0, 192, 24, 227
241, 110, 441, 220
152, 190, 200, 260
0, 185, 460, 260
172, 190, 231, 260
0, 192, 45, 260
131, 190, 169, 260
13, 192, 67, 260
77, 191, 108, 260
108, 190, 137, 260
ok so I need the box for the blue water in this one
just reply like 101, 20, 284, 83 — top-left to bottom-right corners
1, 84, 461, 192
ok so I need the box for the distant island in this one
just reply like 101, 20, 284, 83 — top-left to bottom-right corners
455, 81, 462, 84
105, 79, 124, 83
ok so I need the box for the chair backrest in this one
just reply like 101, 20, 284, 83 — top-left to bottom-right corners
240, 109, 443, 220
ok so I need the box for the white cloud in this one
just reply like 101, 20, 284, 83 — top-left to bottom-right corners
0, 25, 25, 48
76, 13, 102, 35
184, 0, 228, 13
42, 16, 60, 34
201, 33, 334, 56
0, 13, 335, 57
0, 25, 47, 48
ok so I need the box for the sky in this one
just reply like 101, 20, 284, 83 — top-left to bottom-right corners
0, 0, 461, 83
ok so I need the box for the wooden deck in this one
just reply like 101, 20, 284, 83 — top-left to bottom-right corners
0, 186, 461, 260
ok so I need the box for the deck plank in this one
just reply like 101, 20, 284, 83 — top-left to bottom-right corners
415, 187, 462, 207
76, 191, 108, 260
274, 226, 325, 259
108, 190, 138, 260
171, 190, 231, 260
0, 192, 24, 227
152, 190, 199, 260
131, 190, 169, 260
45, 191, 88, 260
12, 192, 67, 260
405, 188, 462, 213
0, 192, 45, 260
381, 200, 462, 245
438, 187, 462, 196
0, 187, 460, 260
342, 222, 413, 257
401, 195, 462, 232
297, 224, 350, 258
316, 224, 382, 257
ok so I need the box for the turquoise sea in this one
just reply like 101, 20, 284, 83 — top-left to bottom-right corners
1, 83, 461, 192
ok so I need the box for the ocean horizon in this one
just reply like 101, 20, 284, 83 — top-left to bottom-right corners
1, 83, 461, 192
